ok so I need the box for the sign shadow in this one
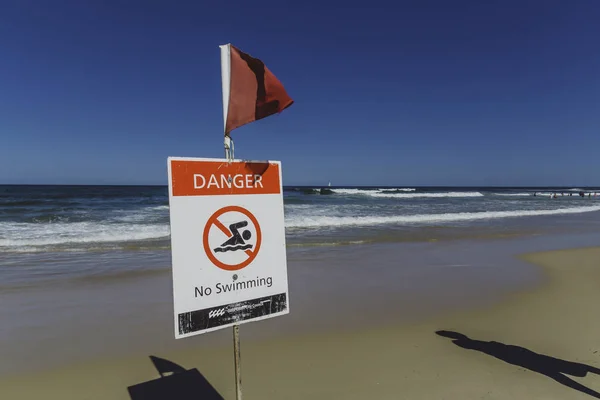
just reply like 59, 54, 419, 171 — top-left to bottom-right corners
127, 356, 224, 400
436, 330, 600, 398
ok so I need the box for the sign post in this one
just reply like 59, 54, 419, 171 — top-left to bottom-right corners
167, 42, 293, 399
167, 157, 290, 398
233, 324, 242, 400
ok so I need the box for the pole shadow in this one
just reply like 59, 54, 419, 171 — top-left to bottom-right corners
436, 330, 600, 398
127, 356, 224, 400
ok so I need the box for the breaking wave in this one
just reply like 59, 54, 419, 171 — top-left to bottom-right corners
492, 193, 533, 197
0, 221, 170, 251
378, 188, 416, 192
369, 191, 484, 199
285, 205, 600, 228
331, 189, 483, 198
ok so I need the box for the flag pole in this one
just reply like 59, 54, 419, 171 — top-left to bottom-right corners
220, 42, 243, 400
225, 134, 242, 400
221, 43, 234, 162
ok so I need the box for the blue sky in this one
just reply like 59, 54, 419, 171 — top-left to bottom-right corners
1, 0, 599, 186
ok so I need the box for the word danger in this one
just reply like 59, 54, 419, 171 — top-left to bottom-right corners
195, 276, 273, 297
194, 174, 264, 189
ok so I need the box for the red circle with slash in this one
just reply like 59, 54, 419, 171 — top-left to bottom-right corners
203, 206, 262, 271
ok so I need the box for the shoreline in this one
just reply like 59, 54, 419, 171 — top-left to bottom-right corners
1, 243, 600, 398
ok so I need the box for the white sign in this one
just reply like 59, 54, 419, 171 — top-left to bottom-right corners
167, 157, 289, 338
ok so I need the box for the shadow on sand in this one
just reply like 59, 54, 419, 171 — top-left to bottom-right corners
436, 330, 600, 398
127, 356, 224, 399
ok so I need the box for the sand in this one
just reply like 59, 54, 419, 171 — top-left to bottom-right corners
2, 246, 600, 399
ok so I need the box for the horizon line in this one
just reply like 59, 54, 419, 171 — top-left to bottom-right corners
1, 183, 598, 188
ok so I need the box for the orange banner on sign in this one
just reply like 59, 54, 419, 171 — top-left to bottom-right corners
170, 159, 281, 197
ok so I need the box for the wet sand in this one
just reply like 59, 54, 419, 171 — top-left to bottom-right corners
2, 240, 600, 399
0, 237, 542, 377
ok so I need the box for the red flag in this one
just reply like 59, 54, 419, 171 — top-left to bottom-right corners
220, 44, 293, 135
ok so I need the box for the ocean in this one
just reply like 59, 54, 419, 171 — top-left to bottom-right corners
2, 184, 600, 376
1, 184, 600, 254
2, 183, 600, 292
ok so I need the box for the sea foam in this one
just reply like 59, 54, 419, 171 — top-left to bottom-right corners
285, 205, 600, 228
0, 222, 170, 250
331, 188, 484, 198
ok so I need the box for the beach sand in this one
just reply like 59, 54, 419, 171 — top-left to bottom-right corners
2, 245, 600, 399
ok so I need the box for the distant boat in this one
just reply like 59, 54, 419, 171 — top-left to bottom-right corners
320, 181, 333, 195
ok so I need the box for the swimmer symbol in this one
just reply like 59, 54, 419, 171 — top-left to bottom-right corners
213, 221, 253, 253
203, 205, 262, 271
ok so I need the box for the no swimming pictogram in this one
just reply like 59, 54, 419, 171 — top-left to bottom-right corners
203, 206, 262, 271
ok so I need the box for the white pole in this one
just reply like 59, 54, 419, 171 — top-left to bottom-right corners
221, 44, 242, 399
220, 44, 233, 161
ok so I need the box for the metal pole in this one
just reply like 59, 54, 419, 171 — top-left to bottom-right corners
226, 141, 242, 400
233, 325, 242, 400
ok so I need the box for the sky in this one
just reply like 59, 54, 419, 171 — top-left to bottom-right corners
1, 0, 599, 186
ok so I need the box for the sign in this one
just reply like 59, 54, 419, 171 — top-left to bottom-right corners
167, 157, 289, 338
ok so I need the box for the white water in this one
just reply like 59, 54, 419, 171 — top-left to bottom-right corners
332, 188, 484, 198
369, 191, 484, 199
285, 205, 600, 228
0, 222, 170, 250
